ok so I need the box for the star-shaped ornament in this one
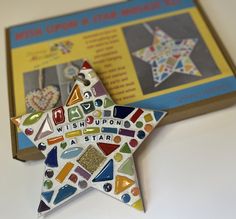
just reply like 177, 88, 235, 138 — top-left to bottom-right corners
133, 24, 202, 87
12, 61, 166, 216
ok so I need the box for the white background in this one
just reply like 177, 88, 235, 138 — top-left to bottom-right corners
0, 0, 236, 219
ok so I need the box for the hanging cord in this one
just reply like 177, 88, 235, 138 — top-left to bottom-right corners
143, 23, 154, 35
72, 73, 90, 86
38, 68, 44, 90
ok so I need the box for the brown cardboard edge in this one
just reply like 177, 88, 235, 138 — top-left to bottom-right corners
6, 0, 236, 161
161, 91, 236, 125
5, 29, 21, 161
5, 29, 45, 162
195, 0, 236, 73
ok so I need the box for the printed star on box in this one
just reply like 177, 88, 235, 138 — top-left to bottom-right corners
12, 61, 166, 216
133, 24, 202, 87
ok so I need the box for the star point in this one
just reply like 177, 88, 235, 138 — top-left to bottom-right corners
13, 61, 166, 216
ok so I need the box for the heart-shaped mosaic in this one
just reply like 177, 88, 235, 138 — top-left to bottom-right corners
25, 85, 60, 111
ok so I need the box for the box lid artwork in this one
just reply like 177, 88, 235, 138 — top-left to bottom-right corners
6, 0, 236, 161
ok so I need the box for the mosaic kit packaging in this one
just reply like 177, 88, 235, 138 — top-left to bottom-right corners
6, 0, 236, 161
12, 61, 166, 215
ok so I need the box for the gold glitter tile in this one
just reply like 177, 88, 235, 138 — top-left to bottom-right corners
77, 145, 106, 174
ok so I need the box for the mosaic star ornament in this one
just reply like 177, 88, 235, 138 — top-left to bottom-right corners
12, 61, 166, 216
133, 24, 202, 87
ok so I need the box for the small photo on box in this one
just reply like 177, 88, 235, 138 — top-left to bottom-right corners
23, 59, 83, 113
123, 13, 221, 95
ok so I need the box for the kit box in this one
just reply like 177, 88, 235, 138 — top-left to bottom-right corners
6, 0, 236, 161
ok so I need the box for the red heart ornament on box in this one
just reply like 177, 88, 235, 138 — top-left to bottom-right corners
25, 85, 60, 111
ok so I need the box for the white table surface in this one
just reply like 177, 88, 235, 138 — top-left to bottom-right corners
0, 0, 236, 219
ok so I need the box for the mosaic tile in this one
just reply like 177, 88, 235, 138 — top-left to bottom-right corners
130, 108, 143, 123
137, 130, 146, 139
65, 130, 82, 138
45, 169, 54, 178
34, 115, 53, 141
101, 127, 118, 134
45, 146, 58, 168
144, 124, 153, 133
103, 110, 111, 117
52, 107, 65, 125
23, 112, 43, 126
136, 121, 143, 128
44, 180, 53, 190
119, 128, 135, 137
91, 81, 107, 97
114, 153, 123, 162
118, 158, 134, 176
38, 200, 50, 213
77, 146, 105, 174
68, 106, 83, 122
38, 142, 46, 151
47, 136, 64, 145
113, 106, 135, 119
92, 159, 113, 182
66, 84, 83, 106
14, 61, 166, 216
81, 101, 95, 114
42, 191, 54, 203
60, 142, 67, 149
120, 143, 131, 154
69, 174, 78, 183
94, 99, 103, 107
25, 128, 33, 136
103, 98, 114, 108
115, 175, 134, 194
103, 183, 112, 192
131, 187, 140, 196
84, 91, 92, 99
121, 193, 131, 203
61, 147, 83, 159
55, 162, 74, 183
53, 184, 77, 205
78, 180, 88, 189
97, 143, 120, 156
132, 199, 144, 211
124, 121, 131, 128
74, 166, 91, 180
83, 127, 100, 135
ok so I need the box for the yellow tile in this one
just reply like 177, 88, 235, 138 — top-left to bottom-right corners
65, 130, 82, 138
56, 162, 74, 183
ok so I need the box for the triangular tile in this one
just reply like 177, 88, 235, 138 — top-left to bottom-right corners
53, 184, 77, 205
115, 175, 134, 194
45, 146, 58, 167
176, 60, 183, 69
34, 115, 54, 141
120, 143, 131, 154
11, 116, 22, 127
92, 159, 113, 182
82, 60, 92, 69
66, 84, 83, 106
97, 143, 119, 156
153, 111, 166, 121
132, 199, 144, 211
118, 158, 134, 176
104, 98, 114, 108
42, 191, 54, 203
38, 200, 50, 213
